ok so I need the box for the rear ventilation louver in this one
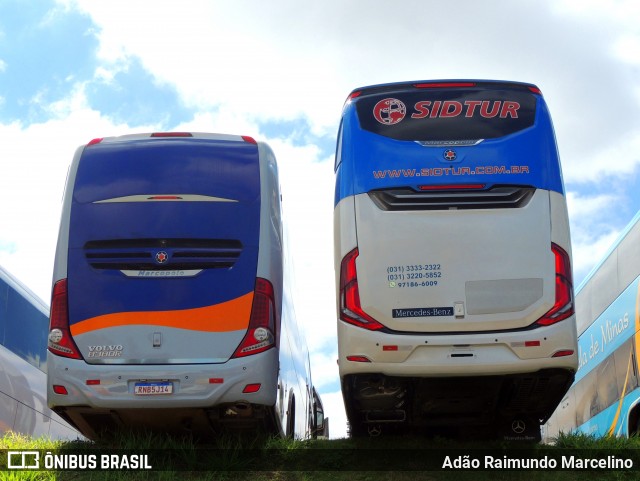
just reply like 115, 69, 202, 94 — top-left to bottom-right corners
84, 239, 243, 271
368, 185, 535, 211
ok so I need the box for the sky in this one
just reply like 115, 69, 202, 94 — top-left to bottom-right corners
1, 0, 639, 439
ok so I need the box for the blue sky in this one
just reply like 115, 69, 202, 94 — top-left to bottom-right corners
1, 0, 640, 438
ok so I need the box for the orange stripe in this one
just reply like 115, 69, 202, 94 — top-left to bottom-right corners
70, 292, 254, 336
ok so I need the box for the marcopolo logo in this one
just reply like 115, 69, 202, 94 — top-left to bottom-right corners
155, 251, 169, 264
373, 98, 406, 125
443, 149, 457, 161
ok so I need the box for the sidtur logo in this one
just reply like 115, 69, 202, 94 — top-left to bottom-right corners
373, 98, 406, 125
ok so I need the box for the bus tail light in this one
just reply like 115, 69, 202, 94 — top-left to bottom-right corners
150, 132, 193, 138
48, 279, 83, 360
552, 350, 575, 358
52, 385, 68, 395
346, 355, 372, 363
418, 184, 485, 191
339, 248, 385, 331
535, 244, 574, 326
414, 82, 476, 89
232, 278, 276, 358
242, 383, 262, 393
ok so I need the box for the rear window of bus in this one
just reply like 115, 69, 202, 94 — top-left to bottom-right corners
354, 88, 537, 141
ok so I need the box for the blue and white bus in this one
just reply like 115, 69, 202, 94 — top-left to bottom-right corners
0, 265, 78, 439
47, 132, 324, 440
334, 80, 578, 440
545, 211, 640, 440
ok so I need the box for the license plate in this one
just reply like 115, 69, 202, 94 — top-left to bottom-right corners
134, 382, 173, 395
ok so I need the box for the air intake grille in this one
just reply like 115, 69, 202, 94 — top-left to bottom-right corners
368, 185, 535, 211
84, 239, 243, 271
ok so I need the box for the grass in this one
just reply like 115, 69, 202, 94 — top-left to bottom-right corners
2, 431, 640, 481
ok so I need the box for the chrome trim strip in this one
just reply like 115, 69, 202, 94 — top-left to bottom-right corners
415, 139, 484, 147
93, 194, 238, 203
120, 269, 203, 278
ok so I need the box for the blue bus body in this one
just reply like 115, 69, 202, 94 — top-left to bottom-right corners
335, 80, 564, 206
47, 133, 323, 440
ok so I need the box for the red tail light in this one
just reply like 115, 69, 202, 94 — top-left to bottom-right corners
150, 132, 193, 137
53, 385, 68, 395
418, 184, 485, 191
414, 82, 476, 89
535, 244, 574, 326
147, 195, 183, 200
232, 278, 276, 358
339, 248, 385, 330
343, 91, 362, 106
346, 355, 372, 363
242, 383, 262, 393
241, 136, 257, 144
48, 279, 83, 359
552, 350, 575, 358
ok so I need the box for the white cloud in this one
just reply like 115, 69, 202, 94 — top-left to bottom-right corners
572, 231, 622, 288
566, 191, 626, 282
318, 389, 348, 439
566, 191, 620, 219
0, 85, 157, 302
614, 35, 640, 66
310, 351, 339, 392
58, 0, 640, 184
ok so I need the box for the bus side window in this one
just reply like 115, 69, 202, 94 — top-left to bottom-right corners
575, 369, 597, 425
614, 339, 638, 395
334, 121, 343, 172
0, 282, 7, 346
596, 357, 619, 412
4, 286, 47, 371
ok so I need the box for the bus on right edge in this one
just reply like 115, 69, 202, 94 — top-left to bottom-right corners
545, 211, 640, 440
334, 80, 578, 440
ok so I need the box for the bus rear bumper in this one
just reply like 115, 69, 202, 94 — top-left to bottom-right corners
338, 319, 578, 378
338, 321, 577, 431
46, 349, 278, 438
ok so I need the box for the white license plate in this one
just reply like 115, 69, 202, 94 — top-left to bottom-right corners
134, 382, 173, 395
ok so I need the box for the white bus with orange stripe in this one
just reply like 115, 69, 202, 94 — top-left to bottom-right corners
47, 132, 325, 440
